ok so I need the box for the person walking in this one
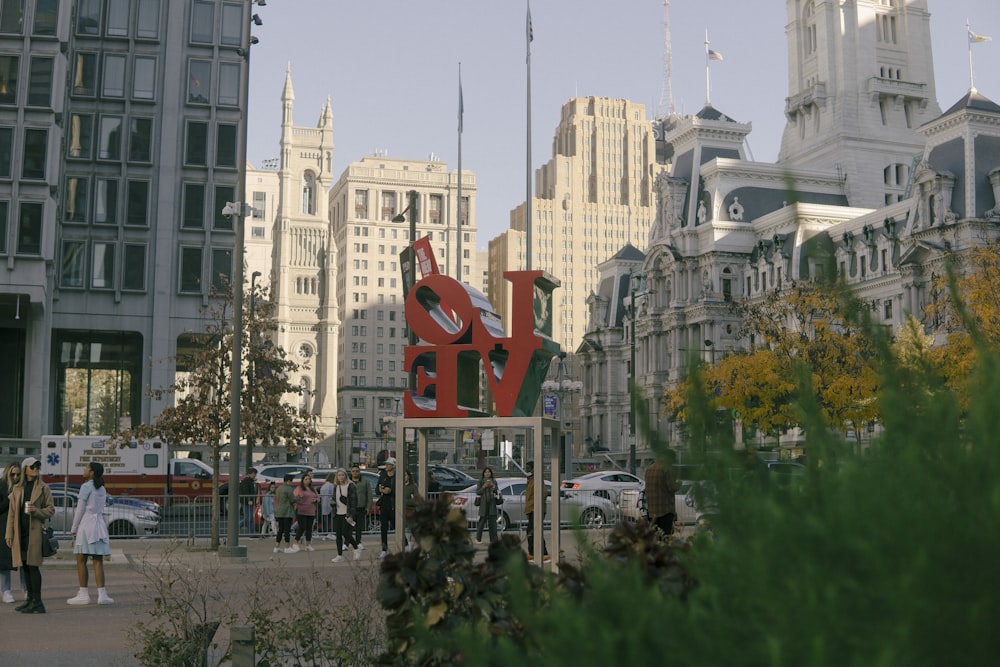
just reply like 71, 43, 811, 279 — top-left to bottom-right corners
0, 462, 25, 604
5, 457, 55, 613
349, 465, 371, 550
319, 472, 335, 539
402, 469, 419, 551
291, 472, 319, 552
643, 451, 677, 537
260, 482, 276, 536
238, 468, 258, 534
273, 473, 297, 553
330, 469, 361, 562
524, 461, 550, 562
67, 462, 114, 605
475, 466, 502, 544
376, 458, 397, 558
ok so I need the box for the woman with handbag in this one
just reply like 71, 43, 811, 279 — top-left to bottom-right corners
475, 467, 502, 544
330, 469, 361, 562
4, 457, 55, 614
67, 461, 114, 605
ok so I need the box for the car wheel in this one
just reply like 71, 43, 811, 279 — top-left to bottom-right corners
108, 520, 136, 538
496, 511, 510, 532
580, 507, 606, 529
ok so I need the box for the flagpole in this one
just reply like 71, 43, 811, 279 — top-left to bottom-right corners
457, 62, 463, 281
526, 1, 533, 271
705, 29, 711, 105
968, 19, 975, 91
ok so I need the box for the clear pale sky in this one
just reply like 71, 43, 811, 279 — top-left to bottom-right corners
245, 1, 1000, 248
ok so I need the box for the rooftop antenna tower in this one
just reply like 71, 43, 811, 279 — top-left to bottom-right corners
657, 0, 674, 118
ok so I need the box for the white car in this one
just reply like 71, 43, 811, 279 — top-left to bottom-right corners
560, 471, 644, 504
451, 477, 619, 531
253, 463, 317, 488
619, 480, 714, 525
49, 485, 161, 537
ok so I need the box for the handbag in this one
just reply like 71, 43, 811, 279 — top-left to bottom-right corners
495, 492, 504, 505
474, 496, 481, 507
41, 526, 58, 558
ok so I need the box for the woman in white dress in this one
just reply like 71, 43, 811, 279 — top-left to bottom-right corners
67, 462, 113, 605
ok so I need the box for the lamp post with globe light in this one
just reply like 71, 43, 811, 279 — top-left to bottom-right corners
542, 352, 583, 475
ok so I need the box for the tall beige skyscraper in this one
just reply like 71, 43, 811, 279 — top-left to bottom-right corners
328, 155, 477, 465
493, 97, 660, 352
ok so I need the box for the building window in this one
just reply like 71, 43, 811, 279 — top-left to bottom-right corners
252, 191, 266, 219
218, 61, 239, 106
179, 247, 202, 293
92, 242, 115, 289
0, 201, 10, 252
106, 0, 129, 37
17, 202, 42, 255
0, 55, 17, 105
27, 57, 52, 107
191, 2, 214, 43
65, 176, 88, 223
97, 115, 122, 160
217, 123, 237, 167
126, 180, 149, 226
132, 56, 156, 100
214, 185, 235, 230
22, 129, 47, 180
188, 60, 211, 104
460, 196, 470, 226
76, 0, 100, 35
122, 243, 146, 290
355, 190, 368, 218
883, 300, 893, 320
181, 184, 206, 229
68, 114, 93, 159
221, 3, 243, 46
302, 173, 316, 214
381, 191, 397, 221
429, 194, 442, 223
61, 241, 86, 288
102, 54, 126, 97
251, 226, 264, 238
72, 53, 97, 97
211, 247, 232, 291
0, 127, 9, 178
94, 179, 118, 225
35, 0, 60, 37
136, 0, 160, 39
185, 121, 207, 166
0, 0, 23, 34
129, 117, 153, 163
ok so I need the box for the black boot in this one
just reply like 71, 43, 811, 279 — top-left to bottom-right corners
19, 597, 45, 614
14, 596, 31, 612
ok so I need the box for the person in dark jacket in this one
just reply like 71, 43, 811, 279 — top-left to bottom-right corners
0, 462, 26, 603
349, 465, 371, 549
376, 458, 397, 558
330, 469, 361, 562
238, 468, 258, 532
475, 467, 502, 544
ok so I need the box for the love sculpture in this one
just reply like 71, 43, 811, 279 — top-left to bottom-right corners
403, 270, 561, 419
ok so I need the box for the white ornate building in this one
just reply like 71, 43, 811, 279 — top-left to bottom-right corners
579, 0, 1000, 463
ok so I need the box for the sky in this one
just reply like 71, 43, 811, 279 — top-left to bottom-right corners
245, 1, 1000, 250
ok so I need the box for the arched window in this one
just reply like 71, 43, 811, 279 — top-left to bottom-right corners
302, 172, 316, 215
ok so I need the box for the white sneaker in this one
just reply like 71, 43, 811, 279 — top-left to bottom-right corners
2, 590, 14, 604
378, 550, 388, 559
67, 589, 91, 605
97, 591, 114, 605
273, 547, 283, 553
287, 544, 300, 553
305, 545, 315, 552
353, 548, 362, 561
355, 543, 365, 551
331, 555, 345, 563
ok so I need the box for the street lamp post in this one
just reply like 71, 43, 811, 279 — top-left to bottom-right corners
246, 270, 261, 475
628, 273, 638, 475
542, 352, 582, 475
220, 0, 265, 560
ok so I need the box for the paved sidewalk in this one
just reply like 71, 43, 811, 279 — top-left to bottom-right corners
2, 529, 605, 666
0, 535, 389, 667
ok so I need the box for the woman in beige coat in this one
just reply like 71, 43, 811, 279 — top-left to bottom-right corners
5, 456, 55, 614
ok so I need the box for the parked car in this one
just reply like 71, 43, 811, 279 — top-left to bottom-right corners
619, 479, 715, 525
49, 485, 160, 537
427, 465, 477, 492
254, 463, 317, 488
451, 477, 618, 531
561, 470, 644, 502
